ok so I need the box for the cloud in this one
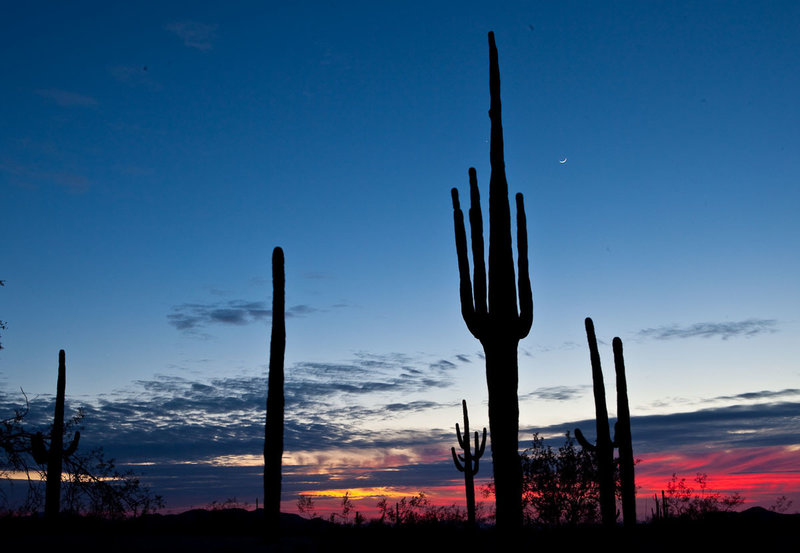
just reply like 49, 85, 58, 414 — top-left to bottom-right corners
524, 400, 800, 455
167, 300, 318, 331
6, 378, 798, 511
35, 89, 98, 107
710, 388, 800, 403
0, 349, 456, 465
637, 319, 778, 341
521, 385, 589, 402
108, 65, 161, 90
165, 21, 218, 51
0, 160, 91, 194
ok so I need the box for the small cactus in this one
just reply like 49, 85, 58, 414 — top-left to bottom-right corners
451, 399, 486, 526
32, 349, 80, 519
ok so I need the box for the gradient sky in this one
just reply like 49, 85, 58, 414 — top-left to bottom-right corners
2, 1, 799, 517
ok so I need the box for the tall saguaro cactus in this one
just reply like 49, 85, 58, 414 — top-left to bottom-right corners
450, 31, 533, 530
613, 336, 636, 527
451, 399, 486, 526
264, 246, 285, 535
32, 349, 80, 519
575, 317, 636, 527
574, 318, 615, 527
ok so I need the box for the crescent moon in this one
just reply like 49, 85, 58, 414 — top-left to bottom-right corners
559, 157, 567, 164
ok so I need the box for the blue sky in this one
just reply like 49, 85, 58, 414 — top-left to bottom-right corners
2, 2, 799, 515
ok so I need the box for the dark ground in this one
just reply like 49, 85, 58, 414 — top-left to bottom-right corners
3, 507, 797, 552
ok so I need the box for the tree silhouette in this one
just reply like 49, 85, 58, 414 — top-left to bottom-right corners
450, 31, 532, 531
520, 433, 600, 527
264, 246, 285, 536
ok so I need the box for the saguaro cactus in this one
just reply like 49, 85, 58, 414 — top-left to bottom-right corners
575, 318, 636, 527
264, 247, 285, 535
32, 349, 80, 519
450, 31, 533, 530
613, 336, 636, 527
451, 399, 486, 526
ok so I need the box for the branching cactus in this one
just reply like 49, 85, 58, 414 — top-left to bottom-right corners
575, 318, 636, 527
32, 349, 80, 519
451, 399, 486, 526
264, 246, 285, 536
450, 31, 532, 530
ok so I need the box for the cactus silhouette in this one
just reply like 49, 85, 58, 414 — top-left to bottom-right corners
264, 247, 285, 535
31, 349, 80, 519
575, 318, 636, 527
451, 399, 486, 526
450, 31, 533, 530
613, 336, 636, 527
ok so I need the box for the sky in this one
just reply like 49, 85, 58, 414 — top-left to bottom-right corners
2, 1, 799, 518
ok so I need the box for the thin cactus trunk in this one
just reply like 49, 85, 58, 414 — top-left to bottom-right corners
614, 337, 636, 526
575, 318, 616, 527
32, 349, 80, 520
264, 247, 285, 535
450, 32, 533, 531
451, 399, 486, 526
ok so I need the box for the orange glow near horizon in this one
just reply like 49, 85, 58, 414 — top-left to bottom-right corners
634, 445, 800, 512
152, 444, 800, 518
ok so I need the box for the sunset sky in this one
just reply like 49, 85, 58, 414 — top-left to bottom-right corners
2, 2, 799, 518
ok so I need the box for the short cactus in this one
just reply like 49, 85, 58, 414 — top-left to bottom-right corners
32, 349, 80, 519
451, 399, 486, 526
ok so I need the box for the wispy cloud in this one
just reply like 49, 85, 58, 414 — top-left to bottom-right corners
165, 21, 217, 51
108, 65, 161, 90
637, 319, 778, 341
521, 385, 589, 402
34, 89, 98, 107
526, 400, 800, 455
0, 160, 90, 194
711, 388, 800, 403
167, 300, 318, 331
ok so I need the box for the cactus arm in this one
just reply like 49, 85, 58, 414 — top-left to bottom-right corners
455, 422, 465, 449
32, 432, 48, 465
573, 428, 596, 452
64, 431, 80, 457
451, 188, 483, 338
516, 193, 533, 338
451, 447, 465, 472
468, 168, 488, 317
477, 427, 487, 458
460, 399, 470, 447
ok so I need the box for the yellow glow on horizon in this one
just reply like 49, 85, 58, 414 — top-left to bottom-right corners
299, 486, 424, 500
192, 447, 429, 469
2, 470, 121, 482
